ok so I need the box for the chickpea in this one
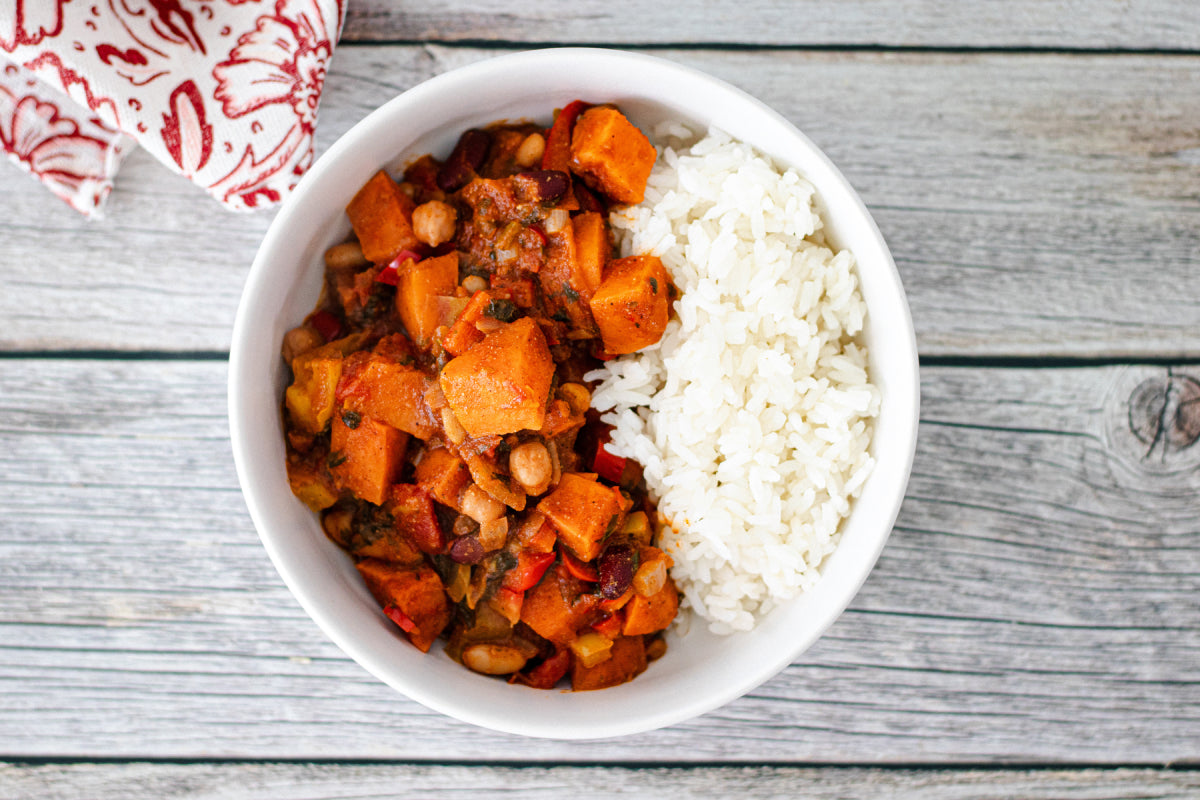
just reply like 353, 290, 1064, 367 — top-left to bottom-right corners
281, 324, 324, 364
323, 241, 368, 272
411, 200, 457, 246
509, 441, 552, 495
461, 643, 529, 675
514, 132, 546, 168
557, 382, 591, 415
460, 484, 505, 524
462, 274, 488, 294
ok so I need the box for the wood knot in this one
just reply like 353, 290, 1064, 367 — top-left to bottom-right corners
1105, 367, 1200, 474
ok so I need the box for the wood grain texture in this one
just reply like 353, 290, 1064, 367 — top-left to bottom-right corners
2, 763, 1198, 800
1, 360, 1197, 762
340, 1, 1200, 49
3, 47, 1199, 357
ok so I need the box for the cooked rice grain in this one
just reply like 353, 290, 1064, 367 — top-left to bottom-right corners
586, 125, 879, 634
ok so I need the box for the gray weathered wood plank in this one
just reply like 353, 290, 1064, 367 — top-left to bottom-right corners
341, 1, 1200, 50
3, 48, 1198, 357
2, 763, 1198, 800
1, 360, 1197, 761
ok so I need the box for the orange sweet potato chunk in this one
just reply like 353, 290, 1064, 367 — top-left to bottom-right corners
329, 413, 408, 506
572, 211, 608, 295
356, 560, 450, 653
338, 353, 439, 440
345, 170, 419, 264
568, 107, 656, 204
520, 564, 600, 645
396, 252, 459, 347
570, 634, 647, 691
537, 472, 622, 562
415, 447, 471, 509
622, 582, 679, 636
438, 317, 554, 436
589, 254, 670, 355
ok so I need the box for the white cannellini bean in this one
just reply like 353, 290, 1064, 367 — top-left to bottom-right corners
514, 132, 546, 168
323, 241, 368, 271
461, 643, 529, 675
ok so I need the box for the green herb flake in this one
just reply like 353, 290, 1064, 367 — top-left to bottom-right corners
562, 283, 581, 303
341, 410, 362, 429
648, 277, 658, 293
327, 450, 347, 468
484, 298, 518, 322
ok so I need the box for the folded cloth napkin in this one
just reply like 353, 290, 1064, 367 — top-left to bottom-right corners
0, 0, 344, 216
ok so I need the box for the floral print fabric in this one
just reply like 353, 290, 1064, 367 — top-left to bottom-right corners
0, 0, 345, 216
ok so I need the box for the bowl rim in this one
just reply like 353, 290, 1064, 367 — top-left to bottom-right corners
229, 46, 919, 738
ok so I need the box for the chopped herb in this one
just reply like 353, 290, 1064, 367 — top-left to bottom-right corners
551, 311, 570, 323
341, 410, 362, 429
562, 283, 580, 302
484, 298, 518, 322
327, 450, 347, 468
648, 277, 658, 293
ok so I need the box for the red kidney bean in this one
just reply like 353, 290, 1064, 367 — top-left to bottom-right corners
437, 129, 492, 191
519, 169, 570, 203
598, 544, 634, 599
449, 534, 484, 564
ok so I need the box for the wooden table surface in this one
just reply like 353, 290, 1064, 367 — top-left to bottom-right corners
3, 3, 1200, 797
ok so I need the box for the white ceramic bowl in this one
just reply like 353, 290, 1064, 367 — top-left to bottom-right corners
229, 47, 919, 739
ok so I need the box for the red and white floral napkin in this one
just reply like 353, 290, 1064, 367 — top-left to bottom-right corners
0, 0, 345, 216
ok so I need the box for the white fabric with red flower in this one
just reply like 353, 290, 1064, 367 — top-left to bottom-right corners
0, 0, 345, 216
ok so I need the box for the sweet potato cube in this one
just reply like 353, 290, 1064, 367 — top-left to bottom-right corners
337, 354, 439, 440
571, 634, 647, 691
356, 560, 450, 653
329, 413, 408, 505
537, 472, 622, 562
569, 107, 656, 204
572, 211, 608, 294
345, 170, 419, 263
589, 255, 670, 355
622, 582, 679, 636
438, 317, 554, 436
520, 565, 600, 645
415, 447, 471, 509
396, 252, 459, 347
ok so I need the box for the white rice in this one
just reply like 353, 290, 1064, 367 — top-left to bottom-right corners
585, 124, 880, 634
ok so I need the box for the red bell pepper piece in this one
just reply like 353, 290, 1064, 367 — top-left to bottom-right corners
308, 310, 342, 342
590, 611, 623, 639
561, 548, 598, 582
383, 604, 417, 633
511, 647, 571, 690
376, 249, 421, 286
541, 99, 588, 173
502, 551, 556, 592
527, 224, 548, 248
592, 442, 627, 485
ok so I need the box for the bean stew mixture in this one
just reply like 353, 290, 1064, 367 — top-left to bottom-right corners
281, 102, 681, 690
